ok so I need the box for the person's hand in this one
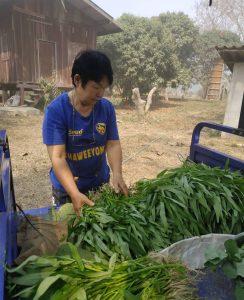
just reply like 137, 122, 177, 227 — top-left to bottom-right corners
112, 173, 129, 196
71, 191, 94, 216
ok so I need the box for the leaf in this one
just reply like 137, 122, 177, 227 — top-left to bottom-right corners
124, 290, 140, 300
95, 211, 115, 224
6, 255, 39, 273
13, 285, 37, 298
67, 243, 84, 271
109, 253, 117, 271
33, 275, 68, 300
196, 192, 210, 211
213, 195, 223, 223
131, 223, 142, 240
225, 239, 241, 261
222, 262, 237, 279
235, 261, 244, 277
159, 201, 168, 229
94, 235, 113, 256
70, 287, 87, 300
11, 271, 53, 286
222, 186, 241, 212
164, 195, 186, 209
190, 197, 200, 221
235, 280, 244, 300
204, 245, 227, 265
92, 223, 106, 237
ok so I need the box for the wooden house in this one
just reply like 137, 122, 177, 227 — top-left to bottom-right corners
0, 0, 121, 104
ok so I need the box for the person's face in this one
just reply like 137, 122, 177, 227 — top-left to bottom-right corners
75, 76, 109, 106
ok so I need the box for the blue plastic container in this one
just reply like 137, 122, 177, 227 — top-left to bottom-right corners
0, 131, 51, 299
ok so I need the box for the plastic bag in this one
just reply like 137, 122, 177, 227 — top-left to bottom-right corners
159, 233, 235, 270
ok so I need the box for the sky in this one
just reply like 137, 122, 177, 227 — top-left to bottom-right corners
92, 0, 196, 19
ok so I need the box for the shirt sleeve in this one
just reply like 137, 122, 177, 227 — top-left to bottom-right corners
42, 105, 67, 145
106, 103, 119, 140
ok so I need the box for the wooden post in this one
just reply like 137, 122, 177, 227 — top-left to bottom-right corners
2, 88, 8, 105
19, 84, 25, 106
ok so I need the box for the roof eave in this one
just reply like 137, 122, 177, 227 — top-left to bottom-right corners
216, 45, 244, 72
69, 0, 122, 35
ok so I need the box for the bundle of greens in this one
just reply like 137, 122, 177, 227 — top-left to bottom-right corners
205, 238, 244, 300
67, 163, 244, 260
68, 187, 168, 260
7, 243, 196, 300
134, 163, 244, 241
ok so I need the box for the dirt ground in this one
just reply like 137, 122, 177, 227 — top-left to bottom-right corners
1, 98, 244, 209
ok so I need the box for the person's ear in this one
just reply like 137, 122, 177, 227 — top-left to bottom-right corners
74, 74, 81, 87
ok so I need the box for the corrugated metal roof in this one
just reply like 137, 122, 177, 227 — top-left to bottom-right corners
216, 45, 244, 72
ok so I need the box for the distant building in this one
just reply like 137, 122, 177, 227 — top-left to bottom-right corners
217, 46, 244, 130
0, 0, 121, 105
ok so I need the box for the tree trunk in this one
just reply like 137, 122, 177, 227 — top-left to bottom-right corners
132, 88, 146, 115
145, 87, 157, 113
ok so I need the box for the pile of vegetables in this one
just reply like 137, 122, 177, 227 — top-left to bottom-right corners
68, 187, 167, 260
205, 237, 244, 300
7, 243, 195, 300
67, 163, 244, 260
134, 163, 244, 238
7, 162, 244, 299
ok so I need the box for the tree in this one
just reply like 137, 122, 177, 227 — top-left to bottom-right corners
195, 0, 244, 40
193, 29, 241, 92
157, 12, 199, 87
97, 13, 198, 102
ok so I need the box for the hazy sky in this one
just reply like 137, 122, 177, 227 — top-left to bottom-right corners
92, 0, 196, 19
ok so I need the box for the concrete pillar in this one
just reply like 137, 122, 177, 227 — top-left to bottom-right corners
223, 63, 244, 128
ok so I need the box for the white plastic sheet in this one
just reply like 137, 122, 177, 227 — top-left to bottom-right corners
159, 234, 235, 270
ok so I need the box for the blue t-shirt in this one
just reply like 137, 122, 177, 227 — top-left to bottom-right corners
42, 92, 119, 192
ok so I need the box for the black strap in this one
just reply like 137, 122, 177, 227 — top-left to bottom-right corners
15, 203, 45, 238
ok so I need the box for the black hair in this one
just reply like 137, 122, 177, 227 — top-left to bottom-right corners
71, 49, 113, 87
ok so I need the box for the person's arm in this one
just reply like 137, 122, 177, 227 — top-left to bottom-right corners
106, 140, 128, 196
47, 145, 94, 215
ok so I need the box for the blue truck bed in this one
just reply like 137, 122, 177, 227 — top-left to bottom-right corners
1, 122, 244, 299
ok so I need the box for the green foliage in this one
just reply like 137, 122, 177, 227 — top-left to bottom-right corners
205, 238, 244, 300
98, 12, 241, 101
158, 12, 199, 87
7, 243, 195, 300
134, 162, 244, 238
97, 13, 198, 101
38, 74, 61, 110
193, 30, 241, 88
68, 186, 167, 261
67, 163, 244, 261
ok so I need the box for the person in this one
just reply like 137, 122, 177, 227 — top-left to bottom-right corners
42, 50, 128, 215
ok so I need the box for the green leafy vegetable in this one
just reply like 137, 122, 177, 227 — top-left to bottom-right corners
7, 243, 195, 300
68, 162, 244, 260
205, 238, 244, 300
